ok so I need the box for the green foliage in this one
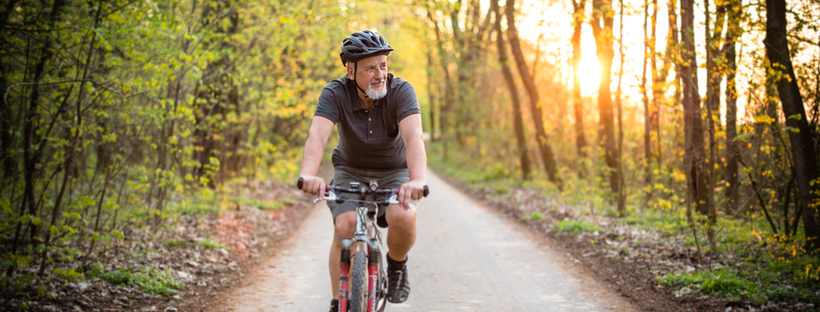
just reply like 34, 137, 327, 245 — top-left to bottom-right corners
103, 266, 184, 296
555, 219, 602, 233
195, 237, 224, 250
53, 268, 84, 282
658, 269, 757, 300
521, 211, 545, 221
163, 238, 189, 247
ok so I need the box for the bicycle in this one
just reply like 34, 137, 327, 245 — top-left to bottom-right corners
297, 178, 428, 312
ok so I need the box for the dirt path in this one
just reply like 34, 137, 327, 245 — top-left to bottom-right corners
216, 170, 635, 311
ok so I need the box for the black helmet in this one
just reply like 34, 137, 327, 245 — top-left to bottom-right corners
339, 30, 394, 66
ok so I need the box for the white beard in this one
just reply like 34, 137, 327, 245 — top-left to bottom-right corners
366, 80, 387, 99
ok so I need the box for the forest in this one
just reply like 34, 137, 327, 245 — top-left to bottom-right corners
1, 0, 819, 310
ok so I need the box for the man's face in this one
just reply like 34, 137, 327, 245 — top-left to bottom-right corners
349, 54, 388, 99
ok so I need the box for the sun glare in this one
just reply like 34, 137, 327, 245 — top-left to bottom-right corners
578, 57, 602, 96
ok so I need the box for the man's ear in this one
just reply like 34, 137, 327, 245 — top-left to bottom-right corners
346, 64, 355, 80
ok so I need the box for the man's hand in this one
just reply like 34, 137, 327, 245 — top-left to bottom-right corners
398, 178, 426, 210
299, 175, 327, 199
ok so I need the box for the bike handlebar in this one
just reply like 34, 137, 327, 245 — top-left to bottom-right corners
297, 177, 430, 197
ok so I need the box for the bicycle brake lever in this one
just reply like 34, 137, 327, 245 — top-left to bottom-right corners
313, 191, 338, 204
387, 194, 399, 205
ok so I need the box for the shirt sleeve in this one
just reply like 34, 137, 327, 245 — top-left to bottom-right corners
394, 82, 421, 123
314, 86, 340, 124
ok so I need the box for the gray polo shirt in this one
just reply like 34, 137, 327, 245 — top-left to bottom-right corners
314, 73, 420, 170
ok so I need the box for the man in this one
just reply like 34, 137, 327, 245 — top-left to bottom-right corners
297, 30, 427, 312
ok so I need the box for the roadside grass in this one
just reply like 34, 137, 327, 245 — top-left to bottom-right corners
195, 237, 225, 249
554, 219, 603, 233
103, 265, 184, 296
428, 147, 820, 307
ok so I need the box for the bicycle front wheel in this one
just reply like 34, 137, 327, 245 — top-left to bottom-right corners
349, 250, 368, 312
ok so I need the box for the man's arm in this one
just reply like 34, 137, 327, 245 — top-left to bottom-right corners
299, 116, 335, 197
398, 114, 427, 208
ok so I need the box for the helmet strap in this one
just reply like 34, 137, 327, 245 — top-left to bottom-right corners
353, 62, 369, 99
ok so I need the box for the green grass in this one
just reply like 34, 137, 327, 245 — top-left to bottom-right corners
521, 211, 545, 221
658, 269, 757, 300
163, 238, 188, 246
195, 237, 224, 249
103, 265, 184, 296
555, 219, 602, 233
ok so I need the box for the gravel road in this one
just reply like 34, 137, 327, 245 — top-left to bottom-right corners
220, 170, 632, 312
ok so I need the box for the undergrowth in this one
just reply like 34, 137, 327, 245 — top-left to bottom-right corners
103, 265, 184, 296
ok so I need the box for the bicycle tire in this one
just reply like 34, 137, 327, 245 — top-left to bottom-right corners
349, 250, 368, 312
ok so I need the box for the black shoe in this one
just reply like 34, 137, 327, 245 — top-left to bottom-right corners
329, 299, 339, 312
386, 253, 410, 303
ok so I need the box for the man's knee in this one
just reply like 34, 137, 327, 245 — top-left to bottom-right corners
386, 204, 416, 231
333, 211, 357, 242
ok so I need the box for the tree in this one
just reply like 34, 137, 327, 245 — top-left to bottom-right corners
571, 0, 588, 164
590, 0, 618, 197
764, 0, 820, 252
493, 0, 531, 180
505, 0, 561, 186
724, 0, 741, 213
680, 0, 708, 216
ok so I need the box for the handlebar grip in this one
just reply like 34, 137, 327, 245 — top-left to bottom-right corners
297, 177, 333, 192
423, 185, 429, 197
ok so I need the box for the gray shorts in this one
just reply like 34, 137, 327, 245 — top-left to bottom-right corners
328, 166, 417, 227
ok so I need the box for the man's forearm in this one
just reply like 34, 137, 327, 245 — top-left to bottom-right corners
405, 137, 427, 182
300, 135, 325, 176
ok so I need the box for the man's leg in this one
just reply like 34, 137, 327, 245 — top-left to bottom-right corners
329, 211, 357, 299
385, 203, 417, 261
384, 203, 416, 303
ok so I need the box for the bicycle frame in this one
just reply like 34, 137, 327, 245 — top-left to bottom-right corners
329, 184, 391, 312
339, 204, 384, 312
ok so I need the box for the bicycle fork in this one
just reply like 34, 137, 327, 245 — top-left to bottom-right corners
338, 239, 381, 312
367, 244, 380, 311
339, 241, 351, 312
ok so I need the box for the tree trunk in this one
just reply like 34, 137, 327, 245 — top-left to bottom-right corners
493, 0, 531, 180
505, 0, 561, 186
764, 0, 820, 251
616, 0, 626, 215
704, 0, 726, 250
426, 5, 455, 154
571, 0, 588, 166
425, 49, 437, 142
642, 0, 651, 190
590, 0, 618, 197
681, 0, 708, 215
724, 0, 740, 213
